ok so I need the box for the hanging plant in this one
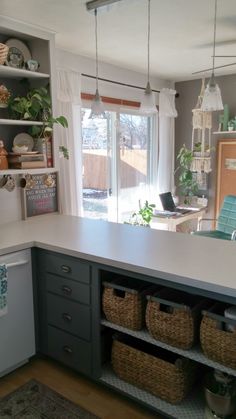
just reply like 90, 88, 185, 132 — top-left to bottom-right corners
175, 145, 198, 204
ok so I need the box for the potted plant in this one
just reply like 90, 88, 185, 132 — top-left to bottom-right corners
29, 115, 69, 163
8, 86, 51, 121
126, 200, 156, 227
175, 144, 198, 204
8, 84, 69, 161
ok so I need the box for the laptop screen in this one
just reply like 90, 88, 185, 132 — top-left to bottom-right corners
159, 192, 176, 211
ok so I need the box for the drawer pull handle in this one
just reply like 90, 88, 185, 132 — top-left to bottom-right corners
61, 265, 71, 273
63, 345, 72, 354
62, 313, 72, 322
61, 285, 72, 295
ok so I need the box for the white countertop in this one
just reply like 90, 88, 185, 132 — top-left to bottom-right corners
0, 214, 235, 298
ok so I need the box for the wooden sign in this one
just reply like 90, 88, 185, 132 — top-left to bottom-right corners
21, 173, 58, 219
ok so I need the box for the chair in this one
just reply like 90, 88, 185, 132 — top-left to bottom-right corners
193, 195, 236, 240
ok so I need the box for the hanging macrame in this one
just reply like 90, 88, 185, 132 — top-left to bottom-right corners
191, 79, 212, 174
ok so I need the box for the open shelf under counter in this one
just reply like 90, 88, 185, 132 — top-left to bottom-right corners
0, 65, 50, 79
101, 319, 236, 377
0, 119, 44, 126
0, 167, 58, 176
100, 365, 205, 419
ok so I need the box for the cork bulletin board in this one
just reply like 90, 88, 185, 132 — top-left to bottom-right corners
21, 173, 58, 219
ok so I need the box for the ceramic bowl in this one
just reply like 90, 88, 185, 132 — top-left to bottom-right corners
204, 387, 236, 417
12, 145, 29, 153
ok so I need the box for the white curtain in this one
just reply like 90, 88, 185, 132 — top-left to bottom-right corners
157, 88, 178, 194
56, 69, 82, 216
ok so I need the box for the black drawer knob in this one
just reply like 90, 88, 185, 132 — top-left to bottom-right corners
62, 313, 72, 322
61, 265, 71, 274
61, 285, 72, 295
63, 345, 72, 354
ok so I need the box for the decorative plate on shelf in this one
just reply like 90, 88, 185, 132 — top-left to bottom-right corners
13, 133, 34, 151
5, 38, 31, 68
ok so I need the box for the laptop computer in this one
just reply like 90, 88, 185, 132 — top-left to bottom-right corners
159, 192, 192, 214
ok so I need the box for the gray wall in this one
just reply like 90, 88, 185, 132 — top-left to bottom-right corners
175, 74, 236, 217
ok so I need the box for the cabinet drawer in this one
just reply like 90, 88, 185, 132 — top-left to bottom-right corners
38, 251, 90, 284
47, 326, 91, 376
46, 273, 90, 305
47, 293, 91, 341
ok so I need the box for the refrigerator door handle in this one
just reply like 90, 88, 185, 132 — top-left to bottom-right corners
6, 260, 29, 269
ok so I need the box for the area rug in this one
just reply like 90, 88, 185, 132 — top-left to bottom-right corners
0, 380, 100, 418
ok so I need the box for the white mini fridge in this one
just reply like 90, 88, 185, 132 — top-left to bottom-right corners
0, 249, 35, 377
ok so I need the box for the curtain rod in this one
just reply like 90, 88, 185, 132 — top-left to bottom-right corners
81, 73, 179, 97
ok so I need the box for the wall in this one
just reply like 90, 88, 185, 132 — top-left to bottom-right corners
175, 74, 236, 218
56, 49, 172, 104
0, 49, 171, 225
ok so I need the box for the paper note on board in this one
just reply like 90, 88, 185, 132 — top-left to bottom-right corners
225, 158, 236, 170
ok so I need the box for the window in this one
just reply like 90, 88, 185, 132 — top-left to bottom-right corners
81, 106, 157, 223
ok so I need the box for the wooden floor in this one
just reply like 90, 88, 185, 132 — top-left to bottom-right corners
0, 357, 163, 419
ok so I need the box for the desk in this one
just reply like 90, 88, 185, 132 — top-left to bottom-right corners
151, 207, 207, 232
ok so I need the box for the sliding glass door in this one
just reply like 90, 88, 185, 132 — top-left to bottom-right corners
81, 107, 156, 223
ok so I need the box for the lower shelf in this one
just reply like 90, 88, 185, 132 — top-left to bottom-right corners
100, 365, 205, 419
101, 319, 236, 377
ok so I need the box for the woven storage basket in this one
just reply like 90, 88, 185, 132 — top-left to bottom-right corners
200, 303, 236, 369
146, 289, 210, 349
112, 335, 196, 404
0, 43, 9, 65
103, 280, 157, 331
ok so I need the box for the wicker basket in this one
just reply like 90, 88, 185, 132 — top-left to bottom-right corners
200, 303, 236, 369
112, 335, 196, 404
102, 280, 156, 331
146, 289, 210, 349
0, 43, 9, 65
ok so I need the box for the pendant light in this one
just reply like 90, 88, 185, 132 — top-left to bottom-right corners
140, 0, 157, 115
89, 9, 106, 119
201, 0, 223, 112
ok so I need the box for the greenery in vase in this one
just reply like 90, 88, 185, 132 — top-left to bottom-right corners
175, 144, 198, 204
126, 200, 156, 227
8, 83, 69, 159
8, 86, 51, 121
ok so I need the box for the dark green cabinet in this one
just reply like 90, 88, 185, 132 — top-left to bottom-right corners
35, 249, 96, 377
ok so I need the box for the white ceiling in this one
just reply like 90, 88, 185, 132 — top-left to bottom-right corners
1, 0, 236, 81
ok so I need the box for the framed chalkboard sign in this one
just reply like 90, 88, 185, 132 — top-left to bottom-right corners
21, 173, 58, 219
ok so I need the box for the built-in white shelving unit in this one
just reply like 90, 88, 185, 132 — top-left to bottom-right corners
0, 168, 58, 176
0, 64, 50, 79
0, 18, 58, 176
0, 119, 44, 126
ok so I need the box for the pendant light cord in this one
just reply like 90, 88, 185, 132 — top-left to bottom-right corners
95, 8, 99, 91
147, 0, 150, 83
212, 0, 217, 77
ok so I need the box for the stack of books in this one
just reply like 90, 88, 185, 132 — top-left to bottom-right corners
8, 153, 46, 169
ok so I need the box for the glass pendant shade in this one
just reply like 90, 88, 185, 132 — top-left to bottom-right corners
201, 75, 223, 112
140, 81, 158, 115
89, 89, 106, 119
200, 0, 223, 112
89, 8, 106, 120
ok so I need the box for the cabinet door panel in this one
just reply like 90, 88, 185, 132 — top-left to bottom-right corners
47, 326, 91, 375
47, 293, 91, 341
46, 272, 90, 305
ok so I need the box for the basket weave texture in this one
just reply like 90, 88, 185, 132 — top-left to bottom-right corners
102, 286, 144, 330
146, 293, 207, 349
112, 339, 196, 404
200, 315, 236, 369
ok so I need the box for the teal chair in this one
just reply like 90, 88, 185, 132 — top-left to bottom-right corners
193, 195, 236, 240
